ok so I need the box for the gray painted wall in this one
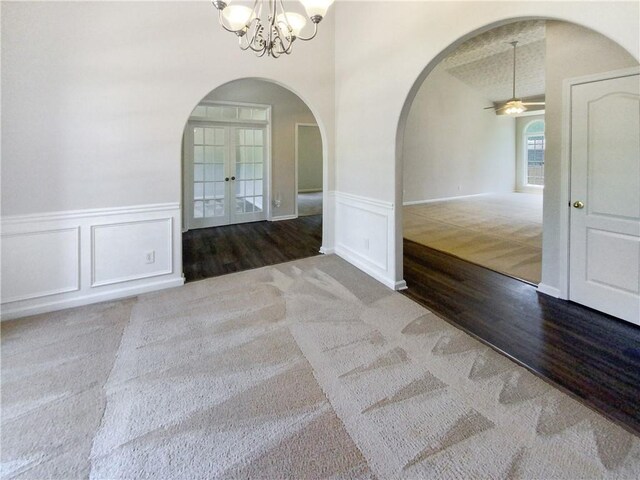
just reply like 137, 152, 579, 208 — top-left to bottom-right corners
0, 2, 334, 218
402, 64, 516, 203
297, 125, 322, 192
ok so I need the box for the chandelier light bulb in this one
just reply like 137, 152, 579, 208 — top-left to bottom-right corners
222, 5, 254, 31
299, 0, 334, 21
277, 12, 307, 37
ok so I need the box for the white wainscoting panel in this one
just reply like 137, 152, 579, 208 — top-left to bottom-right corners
1, 228, 80, 303
332, 191, 399, 289
1, 204, 184, 320
92, 219, 173, 287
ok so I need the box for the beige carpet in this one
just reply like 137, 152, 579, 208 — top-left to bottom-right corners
298, 191, 323, 216
2, 255, 639, 479
404, 193, 543, 284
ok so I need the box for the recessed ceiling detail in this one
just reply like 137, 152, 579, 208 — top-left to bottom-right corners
442, 20, 546, 102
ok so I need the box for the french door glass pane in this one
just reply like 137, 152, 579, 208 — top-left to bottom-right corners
194, 182, 204, 199
233, 127, 265, 217
194, 165, 204, 182
194, 126, 226, 220
194, 201, 204, 218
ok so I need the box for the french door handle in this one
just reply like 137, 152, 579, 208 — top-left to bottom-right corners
231, 176, 236, 181
225, 177, 230, 182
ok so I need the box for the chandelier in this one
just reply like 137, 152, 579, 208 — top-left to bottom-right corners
211, 0, 334, 58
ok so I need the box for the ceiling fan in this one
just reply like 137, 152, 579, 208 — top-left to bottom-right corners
486, 41, 545, 115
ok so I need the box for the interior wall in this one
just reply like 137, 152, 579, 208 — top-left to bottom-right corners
200, 79, 316, 218
0, 1, 335, 216
0, 1, 336, 318
515, 114, 545, 194
333, 0, 639, 288
541, 20, 639, 291
297, 125, 323, 193
402, 64, 515, 204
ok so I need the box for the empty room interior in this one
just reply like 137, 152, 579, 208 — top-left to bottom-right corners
1, 1, 640, 479
403, 20, 546, 285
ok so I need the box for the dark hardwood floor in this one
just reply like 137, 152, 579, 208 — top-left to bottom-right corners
182, 215, 322, 282
402, 239, 640, 435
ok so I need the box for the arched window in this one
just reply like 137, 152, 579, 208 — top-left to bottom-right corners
524, 120, 545, 186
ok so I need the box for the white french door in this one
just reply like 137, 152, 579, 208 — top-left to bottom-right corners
185, 122, 268, 229
568, 71, 640, 325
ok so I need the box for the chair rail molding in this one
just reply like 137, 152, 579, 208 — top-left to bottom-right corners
1, 203, 184, 320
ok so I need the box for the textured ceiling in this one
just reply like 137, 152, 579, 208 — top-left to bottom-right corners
442, 20, 546, 101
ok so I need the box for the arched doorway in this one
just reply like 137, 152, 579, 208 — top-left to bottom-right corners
395, 18, 638, 307
402, 20, 546, 285
180, 78, 326, 282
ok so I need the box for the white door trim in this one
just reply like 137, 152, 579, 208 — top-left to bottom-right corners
558, 66, 640, 300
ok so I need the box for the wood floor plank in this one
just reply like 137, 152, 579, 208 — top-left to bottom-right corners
402, 238, 640, 436
182, 215, 322, 282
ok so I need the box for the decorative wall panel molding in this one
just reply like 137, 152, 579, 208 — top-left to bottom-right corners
1, 203, 184, 320
331, 191, 399, 290
1, 228, 81, 303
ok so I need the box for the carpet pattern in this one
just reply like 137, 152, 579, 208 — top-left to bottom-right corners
403, 193, 542, 284
2, 255, 639, 479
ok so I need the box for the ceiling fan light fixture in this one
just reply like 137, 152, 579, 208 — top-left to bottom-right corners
504, 99, 527, 115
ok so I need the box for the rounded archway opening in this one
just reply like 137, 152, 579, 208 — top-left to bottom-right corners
180, 78, 326, 283
395, 17, 638, 289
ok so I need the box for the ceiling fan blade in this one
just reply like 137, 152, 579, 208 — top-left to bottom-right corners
484, 106, 497, 110
522, 102, 545, 106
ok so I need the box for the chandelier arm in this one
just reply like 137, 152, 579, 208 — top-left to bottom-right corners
271, 31, 289, 57
239, 30, 261, 52
278, 39, 294, 55
238, 36, 251, 51
295, 22, 318, 41
248, 23, 264, 50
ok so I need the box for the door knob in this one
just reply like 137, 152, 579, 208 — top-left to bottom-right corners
573, 201, 584, 209
225, 177, 229, 182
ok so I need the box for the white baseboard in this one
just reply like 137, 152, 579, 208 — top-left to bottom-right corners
1, 203, 184, 320
298, 189, 322, 193
515, 187, 544, 195
271, 214, 298, 221
537, 283, 561, 298
395, 280, 408, 291
334, 246, 396, 290
1, 277, 185, 321
403, 192, 490, 206
319, 246, 334, 254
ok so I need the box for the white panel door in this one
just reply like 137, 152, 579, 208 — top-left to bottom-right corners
569, 72, 640, 325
